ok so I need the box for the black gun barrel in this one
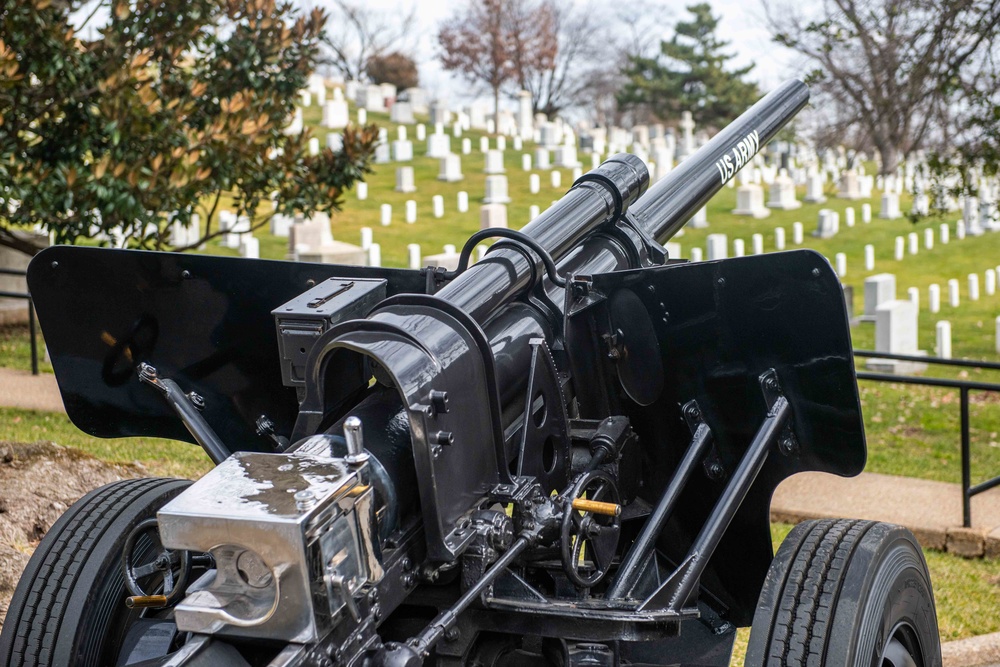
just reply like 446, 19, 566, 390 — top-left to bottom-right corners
629, 79, 810, 245
435, 154, 649, 324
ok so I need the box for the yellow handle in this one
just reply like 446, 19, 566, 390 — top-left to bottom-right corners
126, 595, 168, 609
572, 498, 621, 517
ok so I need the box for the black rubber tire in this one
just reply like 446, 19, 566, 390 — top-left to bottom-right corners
746, 519, 941, 667
0, 477, 192, 667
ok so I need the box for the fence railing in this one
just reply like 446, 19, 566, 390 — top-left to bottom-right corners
854, 349, 1000, 528
0, 267, 38, 375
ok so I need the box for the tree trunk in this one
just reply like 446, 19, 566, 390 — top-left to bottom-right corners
876, 141, 900, 177
493, 85, 500, 135
0, 230, 46, 257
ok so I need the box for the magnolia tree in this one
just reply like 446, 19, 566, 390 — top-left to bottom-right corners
0, 0, 378, 255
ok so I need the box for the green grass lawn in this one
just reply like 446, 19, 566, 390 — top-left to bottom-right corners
0, 407, 212, 479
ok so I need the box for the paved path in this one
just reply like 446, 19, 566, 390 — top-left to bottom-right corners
772, 470, 1000, 556
0, 365, 998, 663
0, 367, 64, 413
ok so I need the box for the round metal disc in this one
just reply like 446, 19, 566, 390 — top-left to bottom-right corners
608, 288, 664, 407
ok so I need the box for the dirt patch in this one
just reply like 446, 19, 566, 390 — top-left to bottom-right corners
0, 441, 143, 632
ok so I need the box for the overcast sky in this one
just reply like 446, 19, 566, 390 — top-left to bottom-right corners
330, 0, 803, 106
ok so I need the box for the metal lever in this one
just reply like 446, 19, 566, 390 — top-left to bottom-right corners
137, 363, 230, 464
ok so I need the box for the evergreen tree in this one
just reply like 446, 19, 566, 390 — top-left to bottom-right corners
618, 3, 759, 130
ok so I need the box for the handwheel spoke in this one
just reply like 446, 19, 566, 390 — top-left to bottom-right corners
131, 562, 160, 579
589, 525, 620, 571
162, 566, 175, 591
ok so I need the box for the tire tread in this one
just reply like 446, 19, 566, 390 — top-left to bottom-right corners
0, 478, 188, 667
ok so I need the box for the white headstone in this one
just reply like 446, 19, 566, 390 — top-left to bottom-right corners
766, 173, 801, 210
239, 236, 259, 259
270, 213, 292, 238
706, 234, 728, 260
392, 140, 413, 162
733, 239, 745, 257
793, 222, 804, 244
322, 100, 349, 129
690, 247, 703, 262
479, 137, 489, 153
356, 181, 368, 201
390, 102, 415, 124
416, 124, 426, 141
530, 174, 540, 194
894, 237, 904, 261
462, 138, 472, 155
929, 284, 940, 313
360, 227, 373, 250
438, 154, 464, 182
380, 203, 391, 226
845, 207, 855, 227
690, 207, 708, 228
908, 287, 919, 307
535, 148, 551, 170
804, 173, 826, 203
484, 175, 511, 204
863, 274, 896, 319
969, 273, 980, 301
996, 316, 1000, 353
368, 243, 381, 267
948, 278, 960, 307
357, 108, 367, 125
551, 171, 562, 189
838, 170, 862, 199
940, 223, 949, 244
427, 133, 451, 159
553, 145, 581, 168
732, 184, 770, 218
522, 154, 532, 171
752, 233, 764, 255
433, 195, 444, 219
457, 191, 469, 213
936, 321, 952, 358
861, 203, 872, 223
908, 232, 918, 255
408, 244, 421, 269
529, 205, 540, 220
405, 200, 417, 224
987, 269, 996, 296
484, 150, 505, 174
395, 167, 416, 193
956, 220, 966, 240
874, 300, 920, 356
865, 244, 875, 271
480, 204, 508, 229
815, 209, 838, 238
880, 192, 901, 219
835, 252, 847, 277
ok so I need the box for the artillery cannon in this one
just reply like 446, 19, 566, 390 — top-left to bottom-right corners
0, 80, 941, 667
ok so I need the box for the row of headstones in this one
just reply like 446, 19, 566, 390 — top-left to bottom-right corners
732, 173, 885, 221
392, 166, 583, 203
823, 216, 988, 280
863, 271, 1000, 371
664, 223, 807, 261
865, 267, 1000, 320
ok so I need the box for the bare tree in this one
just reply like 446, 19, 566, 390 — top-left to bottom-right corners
438, 0, 556, 122
764, 0, 1000, 175
321, 0, 417, 82
509, 0, 591, 117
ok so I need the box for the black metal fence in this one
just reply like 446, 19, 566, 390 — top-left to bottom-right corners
854, 350, 1000, 528
0, 267, 38, 375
